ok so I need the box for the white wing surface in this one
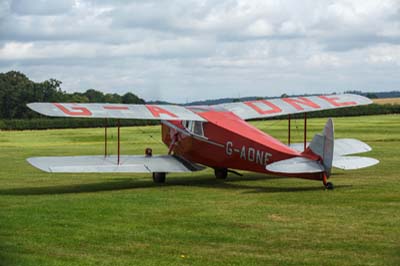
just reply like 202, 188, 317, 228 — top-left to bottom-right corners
215, 94, 372, 120
27, 103, 206, 121
290, 138, 373, 156
332, 156, 379, 170
266, 157, 325, 174
289, 138, 379, 171
27, 155, 205, 173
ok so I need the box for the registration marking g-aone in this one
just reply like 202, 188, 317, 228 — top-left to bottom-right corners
226, 141, 272, 166
53, 103, 180, 118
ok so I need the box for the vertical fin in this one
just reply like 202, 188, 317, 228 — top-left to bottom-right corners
307, 118, 334, 176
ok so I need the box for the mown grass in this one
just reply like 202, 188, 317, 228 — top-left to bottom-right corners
0, 115, 399, 266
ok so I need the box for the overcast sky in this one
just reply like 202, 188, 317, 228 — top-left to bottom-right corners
0, 0, 399, 102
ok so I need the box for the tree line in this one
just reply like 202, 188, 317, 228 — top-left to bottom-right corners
1, 70, 399, 130
0, 71, 145, 119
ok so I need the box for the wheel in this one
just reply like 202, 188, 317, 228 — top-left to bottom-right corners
152, 172, 166, 183
325, 182, 334, 190
214, 168, 228, 179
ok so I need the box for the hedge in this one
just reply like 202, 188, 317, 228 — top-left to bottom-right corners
0, 118, 159, 130
252, 103, 400, 121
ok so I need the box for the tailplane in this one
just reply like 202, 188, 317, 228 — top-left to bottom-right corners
266, 119, 334, 176
303, 118, 379, 172
267, 118, 379, 176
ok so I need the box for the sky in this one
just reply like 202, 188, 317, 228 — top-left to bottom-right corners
0, 0, 399, 103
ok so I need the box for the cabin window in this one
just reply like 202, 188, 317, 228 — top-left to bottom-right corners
182, 120, 205, 137
193, 121, 204, 136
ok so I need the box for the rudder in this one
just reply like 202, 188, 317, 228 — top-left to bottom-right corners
306, 118, 334, 176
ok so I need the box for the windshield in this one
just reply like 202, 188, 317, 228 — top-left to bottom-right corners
182, 121, 205, 137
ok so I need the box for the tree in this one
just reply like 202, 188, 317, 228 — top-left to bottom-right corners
69, 93, 89, 103
84, 89, 105, 102
366, 93, 378, 99
104, 93, 121, 103
0, 71, 37, 119
0, 71, 148, 119
122, 92, 145, 104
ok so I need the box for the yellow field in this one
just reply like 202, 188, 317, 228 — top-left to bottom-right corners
372, 97, 400, 104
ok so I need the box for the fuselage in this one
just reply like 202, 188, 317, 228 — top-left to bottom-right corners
161, 109, 321, 180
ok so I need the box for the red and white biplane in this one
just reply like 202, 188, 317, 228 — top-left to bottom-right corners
27, 94, 379, 189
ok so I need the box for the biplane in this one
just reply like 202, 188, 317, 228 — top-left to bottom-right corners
27, 94, 379, 189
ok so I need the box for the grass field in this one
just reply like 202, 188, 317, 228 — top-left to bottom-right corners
0, 115, 399, 266
373, 97, 400, 105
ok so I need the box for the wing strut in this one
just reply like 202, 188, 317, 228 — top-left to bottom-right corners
104, 119, 108, 157
304, 113, 307, 151
103, 119, 121, 164
288, 113, 307, 151
117, 119, 121, 165
288, 114, 291, 146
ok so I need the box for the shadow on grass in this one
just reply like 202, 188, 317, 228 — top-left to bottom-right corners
0, 173, 351, 196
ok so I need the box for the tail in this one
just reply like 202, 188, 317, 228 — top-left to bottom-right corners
266, 118, 379, 176
266, 119, 334, 176
305, 118, 334, 176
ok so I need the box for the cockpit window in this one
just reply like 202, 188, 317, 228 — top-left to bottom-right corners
182, 120, 205, 137
193, 121, 203, 136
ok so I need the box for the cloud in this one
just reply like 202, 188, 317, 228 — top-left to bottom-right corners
0, 37, 215, 61
0, 0, 399, 102
366, 44, 400, 66
10, 0, 75, 15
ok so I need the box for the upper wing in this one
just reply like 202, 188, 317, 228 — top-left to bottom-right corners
27, 102, 206, 121
28, 94, 371, 121
214, 94, 372, 120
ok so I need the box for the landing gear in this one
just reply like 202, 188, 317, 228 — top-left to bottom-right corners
214, 168, 228, 179
325, 182, 334, 190
152, 172, 166, 183
322, 173, 334, 190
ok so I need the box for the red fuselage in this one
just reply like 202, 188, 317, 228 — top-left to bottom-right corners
162, 110, 321, 180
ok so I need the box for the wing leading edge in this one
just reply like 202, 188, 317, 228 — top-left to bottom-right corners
27, 102, 206, 121
28, 94, 371, 121
215, 94, 372, 120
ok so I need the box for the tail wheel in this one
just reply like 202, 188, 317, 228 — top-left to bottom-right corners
152, 172, 166, 183
322, 173, 334, 190
214, 168, 228, 179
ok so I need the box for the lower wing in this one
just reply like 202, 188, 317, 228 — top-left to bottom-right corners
27, 155, 205, 173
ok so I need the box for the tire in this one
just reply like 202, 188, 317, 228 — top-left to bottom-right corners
214, 168, 228, 179
326, 182, 334, 190
152, 172, 166, 183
